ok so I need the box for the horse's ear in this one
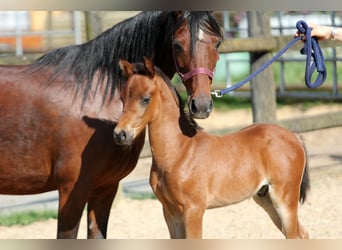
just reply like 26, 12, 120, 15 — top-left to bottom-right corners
143, 57, 155, 78
119, 59, 134, 77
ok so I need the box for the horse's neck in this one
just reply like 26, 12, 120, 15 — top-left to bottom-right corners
78, 89, 123, 121
42, 71, 123, 121
154, 51, 174, 79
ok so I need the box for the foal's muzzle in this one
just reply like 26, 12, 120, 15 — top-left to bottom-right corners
113, 129, 134, 145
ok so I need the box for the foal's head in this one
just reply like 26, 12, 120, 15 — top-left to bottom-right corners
113, 58, 169, 145
114, 57, 201, 145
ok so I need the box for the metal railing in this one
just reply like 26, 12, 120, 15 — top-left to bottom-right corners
0, 11, 82, 56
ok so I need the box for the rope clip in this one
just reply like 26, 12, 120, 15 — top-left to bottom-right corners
211, 90, 223, 98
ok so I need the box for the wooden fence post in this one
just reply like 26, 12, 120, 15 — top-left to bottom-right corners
247, 11, 277, 123
84, 11, 103, 41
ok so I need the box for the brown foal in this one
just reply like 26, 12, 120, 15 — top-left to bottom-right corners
114, 58, 310, 239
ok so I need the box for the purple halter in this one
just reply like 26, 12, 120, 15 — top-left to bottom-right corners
178, 67, 214, 82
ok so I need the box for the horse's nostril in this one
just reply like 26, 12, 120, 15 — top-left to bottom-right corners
190, 99, 198, 114
121, 131, 127, 141
189, 98, 213, 116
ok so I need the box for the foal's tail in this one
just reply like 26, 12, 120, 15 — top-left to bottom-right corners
298, 134, 310, 204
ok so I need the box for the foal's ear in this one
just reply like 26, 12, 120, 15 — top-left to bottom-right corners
119, 59, 134, 77
172, 11, 184, 19
143, 57, 155, 78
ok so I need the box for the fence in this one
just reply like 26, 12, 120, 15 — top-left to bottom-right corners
0, 11, 82, 56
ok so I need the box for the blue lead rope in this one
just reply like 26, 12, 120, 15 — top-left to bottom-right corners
212, 20, 327, 97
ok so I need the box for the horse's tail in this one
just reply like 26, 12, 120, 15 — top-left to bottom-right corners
297, 134, 310, 204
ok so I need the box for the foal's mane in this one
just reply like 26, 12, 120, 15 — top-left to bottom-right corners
29, 11, 222, 107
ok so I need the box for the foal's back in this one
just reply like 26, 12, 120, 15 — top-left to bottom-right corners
174, 122, 306, 206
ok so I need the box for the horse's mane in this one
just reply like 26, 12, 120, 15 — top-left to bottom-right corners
29, 11, 222, 107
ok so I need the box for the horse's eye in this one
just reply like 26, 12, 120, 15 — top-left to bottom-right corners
173, 42, 184, 54
141, 96, 151, 106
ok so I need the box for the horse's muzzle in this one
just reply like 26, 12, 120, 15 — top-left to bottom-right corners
189, 96, 213, 119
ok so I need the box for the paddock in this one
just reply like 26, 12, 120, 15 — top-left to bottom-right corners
0, 11, 341, 239
0, 107, 341, 239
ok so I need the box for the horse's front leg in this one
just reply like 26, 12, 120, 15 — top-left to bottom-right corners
87, 183, 119, 239
57, 183, 89, 239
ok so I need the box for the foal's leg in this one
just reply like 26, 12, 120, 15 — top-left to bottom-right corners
297, 221, 310, 239
182, 205, 205, 239
273, 200, 309, 239
162, 206, 186, 239
253, 192, 283, 233
87, 183, 119, 238
260, 186, 309, 239
162, 205, 205, 239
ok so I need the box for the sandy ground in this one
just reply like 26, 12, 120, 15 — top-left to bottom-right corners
0, 104, 341, 239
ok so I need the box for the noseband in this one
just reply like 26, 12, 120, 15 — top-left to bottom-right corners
177, 67, 214, 82
172, 37, 214, 83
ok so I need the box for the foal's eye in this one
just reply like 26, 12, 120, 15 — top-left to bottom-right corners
215, 40, 222, 49
141, 96, 151, 106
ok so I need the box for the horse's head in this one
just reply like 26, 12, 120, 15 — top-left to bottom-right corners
114, 58, 159, 145
171, 11, 223, 119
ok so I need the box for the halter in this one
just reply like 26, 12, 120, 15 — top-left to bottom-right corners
172, 36, 215, 83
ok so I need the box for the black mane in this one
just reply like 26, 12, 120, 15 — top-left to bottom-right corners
29, 11, 222, 107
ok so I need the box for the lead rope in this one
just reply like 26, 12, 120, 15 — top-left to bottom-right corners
212, 20, 327, 97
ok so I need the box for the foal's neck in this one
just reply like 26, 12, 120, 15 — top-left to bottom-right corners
148, 80, 196, 161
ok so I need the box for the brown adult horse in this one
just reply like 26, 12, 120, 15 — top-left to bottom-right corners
0, 12, 222, 238
114, 58, 310, 239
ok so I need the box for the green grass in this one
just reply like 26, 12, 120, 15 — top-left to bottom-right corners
0, 210, 57, 227
124, 192, 156, 200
